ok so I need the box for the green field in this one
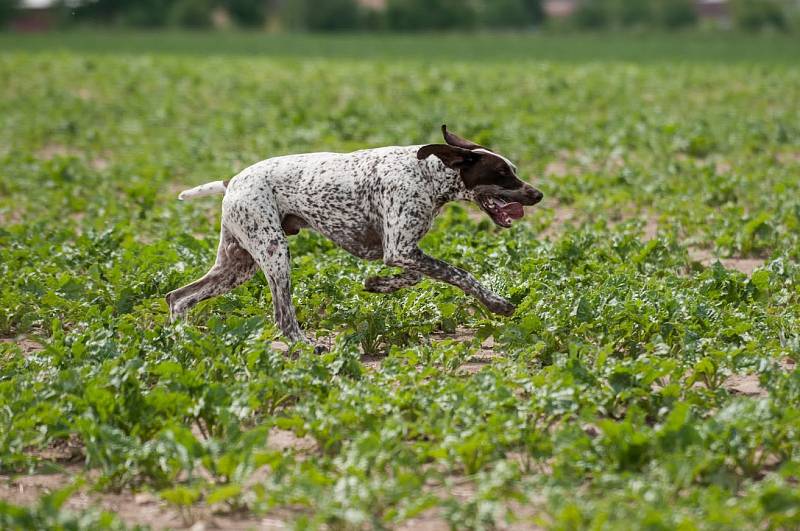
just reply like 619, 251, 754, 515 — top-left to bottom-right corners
3, 30, 800, 63
1, 33, 800, 529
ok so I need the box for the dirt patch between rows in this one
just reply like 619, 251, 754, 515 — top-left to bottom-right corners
538, 204, 579, 239
536, 203, 764, 275
431, 326, 498, 374
0, 336, 44, 356
0, 207, 24, 227
1, 429, 318, 529
0, 470, 285, 530
722, 374, 767, 397
543, 149, 625, 179
268, 327, 498, 374
776, 152, 800, 166
36, 143, 109, 171
431, 327, 789, 400
1, 468, 541, 531
266, 428, 317, 455
687, 248, 764, 275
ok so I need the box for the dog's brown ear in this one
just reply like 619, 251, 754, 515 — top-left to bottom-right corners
441, 124, 486, 151
417, 144, 479, 169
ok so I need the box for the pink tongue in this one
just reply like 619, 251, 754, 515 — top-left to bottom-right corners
500, 202, 524, 220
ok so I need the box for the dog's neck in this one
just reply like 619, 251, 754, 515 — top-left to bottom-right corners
418, 155, 472, 208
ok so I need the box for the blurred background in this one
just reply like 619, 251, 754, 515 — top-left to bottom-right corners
2, 0, 798, 33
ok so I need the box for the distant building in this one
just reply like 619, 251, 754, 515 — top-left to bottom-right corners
12, 0, 58, 32
695, 0, 731, 23
544, 0, 733, 24
544, 0, 578, 19
359, 0, 387, 9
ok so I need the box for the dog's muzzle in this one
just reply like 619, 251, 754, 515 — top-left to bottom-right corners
477, 186, 543, 228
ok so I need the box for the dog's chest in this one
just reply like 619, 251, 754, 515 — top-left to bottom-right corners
295, 198, 385, 260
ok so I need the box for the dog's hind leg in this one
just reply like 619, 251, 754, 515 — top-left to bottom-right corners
249, 235, 306, 343
364, 270, 422, 293
226, 200, 306, 344
166, 226, 257, 320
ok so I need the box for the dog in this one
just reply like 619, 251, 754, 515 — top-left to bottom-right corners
167, 125, 543, 344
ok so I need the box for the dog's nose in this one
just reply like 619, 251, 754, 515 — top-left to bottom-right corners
528, 188, 543, 205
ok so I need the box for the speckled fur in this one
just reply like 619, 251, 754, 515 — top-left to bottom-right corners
167, 128, 543, 345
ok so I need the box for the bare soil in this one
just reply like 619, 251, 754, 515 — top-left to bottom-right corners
0, 336, 44, 355
722, 374, 767, 397
538, 203, 765, 274
538, 204, 579, 239
266, 428, 317, 455
0, 207, 23, 226
0, 469, 287, 529
776, 152, 800, 166
687, 248, 764, 275
36, 142, 109, 171
431, 326, 498, 374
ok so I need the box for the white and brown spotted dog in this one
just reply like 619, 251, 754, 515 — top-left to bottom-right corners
167, 126, 543, 344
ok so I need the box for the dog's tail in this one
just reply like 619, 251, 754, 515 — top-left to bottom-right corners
177, 180, 228, 201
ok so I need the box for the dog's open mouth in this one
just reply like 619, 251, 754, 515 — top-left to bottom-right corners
478, 196, 525, 228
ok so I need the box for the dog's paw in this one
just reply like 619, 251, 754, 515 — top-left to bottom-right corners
364, 276, 394, 293
363, 276, 382, 293
165, 292, 183, 323
486, 297, 516, 317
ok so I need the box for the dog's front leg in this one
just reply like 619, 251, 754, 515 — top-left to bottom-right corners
385, 248, 515, 316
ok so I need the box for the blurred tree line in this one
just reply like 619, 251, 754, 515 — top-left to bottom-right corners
280, 0, 546, 31
0, 0, 544, 30
0, 0, 797, 32
568, 0, 793, 31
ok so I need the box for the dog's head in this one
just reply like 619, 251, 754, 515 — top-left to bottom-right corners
417, 125, 543, 228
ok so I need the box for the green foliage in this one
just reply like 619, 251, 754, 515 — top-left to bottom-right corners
25, 0, 800, 33
1, 35, 800, 528
0, 0, 17, 29
733, 0, 788, 32
655, 0, 698, 29
386, 0, 476, 31
574, 0, 611, 29
222, 0, 266, 28
569, 0, 699, 31
114, 0, 175, 28
615, 0, 653, 27
69, 0, 265, 29
303, 0, 361, 32
62, 0, 547, 32
477, 0, 545, 29
3, 32, 800, 63
169, 0, 214, 29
